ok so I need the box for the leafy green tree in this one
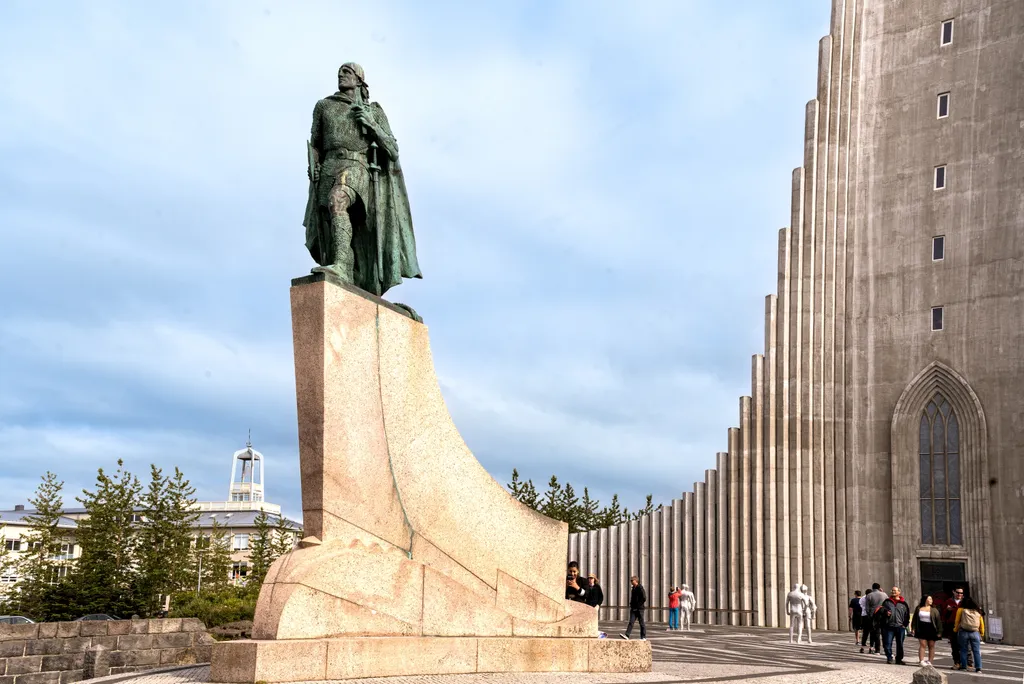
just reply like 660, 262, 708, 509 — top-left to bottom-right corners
15, 472, 72, 619
137, 465, 198, 615
247, 511, 276, 586
74, 460, 144, 617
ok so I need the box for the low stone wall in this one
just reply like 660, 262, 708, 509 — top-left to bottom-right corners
0, 618, 215, 684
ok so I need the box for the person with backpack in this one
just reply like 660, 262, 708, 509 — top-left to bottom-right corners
953, 597, 985, 673
864, 583, 888, 655
880, 586, 910, 665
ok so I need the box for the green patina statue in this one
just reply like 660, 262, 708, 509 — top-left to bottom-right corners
303, 63, 423, 299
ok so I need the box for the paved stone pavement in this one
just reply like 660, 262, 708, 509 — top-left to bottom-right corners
93, 623, 1023, 684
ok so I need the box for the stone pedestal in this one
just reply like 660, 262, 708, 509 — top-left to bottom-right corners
210, 274, 649, 681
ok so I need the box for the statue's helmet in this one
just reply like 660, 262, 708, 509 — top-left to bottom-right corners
801, 584, 808, 592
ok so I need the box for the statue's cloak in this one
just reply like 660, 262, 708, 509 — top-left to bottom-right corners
303, 101, 422, 297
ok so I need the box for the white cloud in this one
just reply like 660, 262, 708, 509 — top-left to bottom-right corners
0, 0, 831, 517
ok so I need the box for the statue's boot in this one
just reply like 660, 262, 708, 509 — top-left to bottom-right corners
311, 213, 356, 283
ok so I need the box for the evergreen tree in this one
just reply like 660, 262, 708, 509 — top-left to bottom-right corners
271, 514, 297, 559
137, 465, 198, 615
74, 460, 143, 617
14, 472, 70, 619
247, 511, 275, 585
519, 478, 540, 510
540, 476, 563, 520
579, 487, 601, 532
0, 537, 16, 612
195, 520, 232, 592
597, 493, 625, 527
507, 469, 525, 500
560, 483, 582, 533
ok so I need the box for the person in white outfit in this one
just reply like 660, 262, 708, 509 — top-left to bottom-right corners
786, 584, 808, 644
801, 584, 817, 644
680, 584, 696, 630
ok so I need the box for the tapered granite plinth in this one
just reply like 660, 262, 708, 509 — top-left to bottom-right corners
209, 274, 649, 681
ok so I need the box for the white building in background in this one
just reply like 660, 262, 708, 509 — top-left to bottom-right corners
0, 438, 301, 593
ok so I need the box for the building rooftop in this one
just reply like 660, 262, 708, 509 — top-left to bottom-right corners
0, 510, 79, 528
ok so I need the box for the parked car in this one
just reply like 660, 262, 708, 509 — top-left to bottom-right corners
0, 616, 35, 624
74, 614, 119, 621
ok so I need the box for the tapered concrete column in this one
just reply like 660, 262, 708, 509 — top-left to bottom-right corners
715, 453, 727, 626
598, 527, 609, 620
739, 399, 753, 627
661, 505, 672, 620
765, 294, 780, 627
681, 494, 693, 591
629, 519, 639, 592
694, 484, 706, 624
727, 432, 741, 626
777, 225, 793, 628
619, 522, 630, 621
578, 531, 588, 577
589, 530, 599, 582
650, 512, 661, 622
671, 498, 683, 588
607, 524, 618, 621
753, 356, 766, 627
640, 514, 651, 619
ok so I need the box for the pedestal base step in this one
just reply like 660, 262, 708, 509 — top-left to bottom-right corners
211, 635, 651, 682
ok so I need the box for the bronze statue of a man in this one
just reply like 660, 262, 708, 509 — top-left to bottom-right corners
303, 63, 422, 296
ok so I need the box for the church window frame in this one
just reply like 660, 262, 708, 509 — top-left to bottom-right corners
919, 395, 963, 546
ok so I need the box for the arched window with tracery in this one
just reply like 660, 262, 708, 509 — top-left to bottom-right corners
920, 394, 963, 545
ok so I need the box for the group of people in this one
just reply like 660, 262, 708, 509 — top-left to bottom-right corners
565, 560, 605, 608
565, 564, 699, 641
849, 583, 986, 673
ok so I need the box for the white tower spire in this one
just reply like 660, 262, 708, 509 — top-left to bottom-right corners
228, 432, 265, 505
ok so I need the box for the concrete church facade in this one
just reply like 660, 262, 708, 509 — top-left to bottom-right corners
569, 0, 1024, 644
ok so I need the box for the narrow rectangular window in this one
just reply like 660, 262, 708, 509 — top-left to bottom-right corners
941, 20, 954, 45
935, 165, 946, 190
933, 236, 945, 261
937, 92, 950, 118
932, 307, 944, 331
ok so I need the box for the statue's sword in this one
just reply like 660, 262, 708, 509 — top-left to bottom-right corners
367, 137, 382, 283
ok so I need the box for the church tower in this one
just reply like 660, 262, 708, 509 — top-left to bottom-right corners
567, 0, 1024, 644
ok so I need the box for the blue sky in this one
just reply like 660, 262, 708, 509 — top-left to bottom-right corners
0, 1, 828, 521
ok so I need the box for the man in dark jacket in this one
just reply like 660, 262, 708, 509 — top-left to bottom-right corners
941, 587, 966, 669
621, 576, 647, 640
881, 586, 910, 665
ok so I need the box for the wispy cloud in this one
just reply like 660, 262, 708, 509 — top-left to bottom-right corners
0, 0, 828, 519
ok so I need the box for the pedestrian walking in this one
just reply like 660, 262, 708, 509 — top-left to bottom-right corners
849, 590, 863, 644
880, 586, 910, 665
620, 576, 647, 640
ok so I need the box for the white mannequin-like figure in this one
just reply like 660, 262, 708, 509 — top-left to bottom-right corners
786, 583, 808, 644
680, 583, 696, 630
800, 584, 817, 644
